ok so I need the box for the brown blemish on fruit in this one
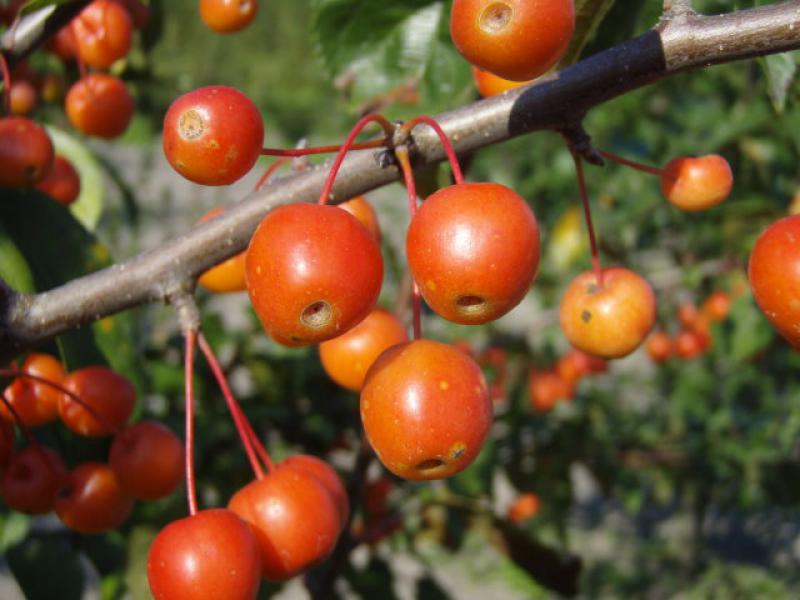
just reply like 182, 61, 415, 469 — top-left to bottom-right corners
456, 295, 487, 315
450, 442, 466, 460
480, 2, 512, 33
301, 300, 332, 329
581, 309, 592, 323
426, 280, 437, 291
207, 139, 220, 149
416, 458, 444, 472
179, 110, 205, 140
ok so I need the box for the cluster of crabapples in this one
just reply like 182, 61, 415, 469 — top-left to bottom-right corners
0, 0, 150, 202
0, 353, 183, 533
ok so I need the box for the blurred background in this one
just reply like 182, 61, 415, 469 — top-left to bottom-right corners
2, 0, 800, 597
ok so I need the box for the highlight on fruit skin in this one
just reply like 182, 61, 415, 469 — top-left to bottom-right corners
660, 154, 733, 211
360, 339, 492, 481
199, 0, 259, 34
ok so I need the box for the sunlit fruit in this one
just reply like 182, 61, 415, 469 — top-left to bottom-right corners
406, 182, 540, 325
360, 339, 491, 480
59, 366, 136, 437
199, 0, 258, 34
661, 154, 733, 211
559, 267, 656, 359
0, 353, 65, 427
472, 66, 531, 97
65, 73, 135, 139
196, 207, 247, 292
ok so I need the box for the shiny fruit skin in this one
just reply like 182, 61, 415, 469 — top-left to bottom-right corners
37, 155, 81, 206
228, 468, 342, 581
0, 353, 66, 427
59, 366, 136, 437
47, 25, 78, 62
147, 508, 261, 600
555, 348, 606, 384
472, 66, 530, 97
9, 80, 37, 116
278, 455, 349, 526
748, 215, 800, 347
72, 0, 133, 69
199, 0, 258, 34
339, 195, 381, 242
360, 339, 491, 480
661, 154, 733, 211
0, 117, 54, 188
162, 85, 264, 186
406, 182, 540, 325
702, 291, 731, 322
197, 207, 247, 292
55, 462, 134, 534
528, 370, 573, 412
1, 445, 66, 514
646, 330, 673, 363
246, 204, 384, 346
507, 492, 540, 523
109, 421, 184, 500
319, 307, 408, 392
66, 73, 134, 139
450, 0, 575, 81
560, 267, 656, 359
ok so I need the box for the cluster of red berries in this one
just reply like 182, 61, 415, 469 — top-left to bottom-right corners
528, 349, 607, 412
645, 291, 735, 363
0, 353, 183, 533
0, 0, 149, 203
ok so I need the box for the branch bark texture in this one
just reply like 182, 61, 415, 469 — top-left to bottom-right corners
2, 1, 800, 359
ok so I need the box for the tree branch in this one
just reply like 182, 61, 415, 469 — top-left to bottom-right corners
2, 1, 800, 360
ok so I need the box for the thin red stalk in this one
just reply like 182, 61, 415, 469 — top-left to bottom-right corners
0, 368, 122, 435
197, 333, 266, 479
0, 390, 34, 446
184, 329, 198, 516
570, 150, 604, 288
400, 116, 465, 185
0, 51, 11, 115
318, 113, 394, 205
240, 410, 274, 473
394, 146, 422, 340
253, 156, 291, 192
261, 138, 387, 157
598, 149, 670, 179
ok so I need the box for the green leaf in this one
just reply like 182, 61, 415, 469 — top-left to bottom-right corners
47, 126, 105, 232
0, 221, 35, 293
729, 295, 773, 363
0, 189, 142, 384
761, 52, 798, 114
557, 0, 618, 68
19, 0, 82, 17
313, 0, 450, 105
7, 537, 86, 600
0, 512, 31, 553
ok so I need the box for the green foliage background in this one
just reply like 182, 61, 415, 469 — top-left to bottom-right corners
1, 0, 800, 598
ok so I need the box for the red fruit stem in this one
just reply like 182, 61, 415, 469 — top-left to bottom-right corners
240, 411, 274, 473
0, 390, 34, 446
253, 156, 291, 192
0, 51, 10, 114
394, 146, 423, 341
197, 333, 268, 479
261, 138, 387, 157
597, 149, 670, 179
570, 150, 604, 289
399, 116, 464, 185
184, 329, 198, 516
317, 113, 395, 205
76, 53, 87, 80
0, 368, 122, 435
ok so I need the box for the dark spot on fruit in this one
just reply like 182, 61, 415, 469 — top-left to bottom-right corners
456, 295, 487, 315
581, 309, 592, 323
416, 459, 445, 472
179, 110, 205, 140
480, 2, 512, 33
301, 301, 332, 329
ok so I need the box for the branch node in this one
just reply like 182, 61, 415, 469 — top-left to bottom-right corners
559, 124, 603, 167
661, 0, 696, 22
171, 292, 201, 335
